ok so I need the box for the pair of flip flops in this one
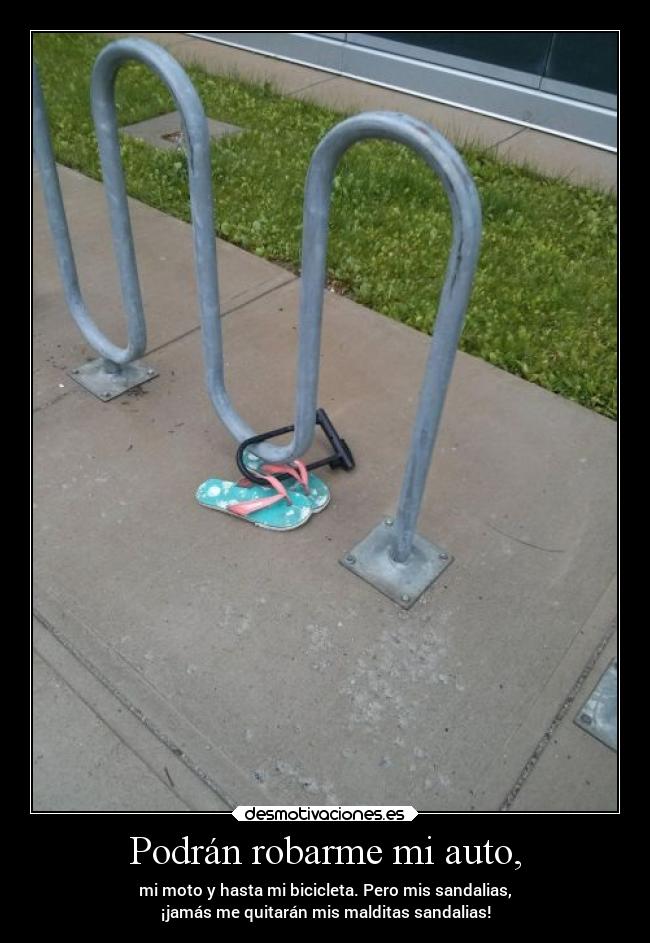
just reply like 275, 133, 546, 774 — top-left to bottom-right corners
196, 449, 329, 531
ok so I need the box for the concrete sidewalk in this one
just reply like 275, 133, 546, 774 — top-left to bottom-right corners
33, 165, 617, 812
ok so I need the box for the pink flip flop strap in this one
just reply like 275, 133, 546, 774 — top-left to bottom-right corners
228, 473, 291, 518
261, 459, 309, 491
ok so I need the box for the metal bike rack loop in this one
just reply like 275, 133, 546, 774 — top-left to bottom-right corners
298, 114, 483, 608
33, 38, 225, 401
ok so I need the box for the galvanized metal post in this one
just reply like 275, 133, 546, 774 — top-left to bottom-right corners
35, 38, 229, 404
33, 38, 291, 434
91, 37, 247, 417
33, 59, 155, 399
295, 113, 482, 607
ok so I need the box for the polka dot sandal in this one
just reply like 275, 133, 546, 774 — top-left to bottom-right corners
196, 458, 329, 531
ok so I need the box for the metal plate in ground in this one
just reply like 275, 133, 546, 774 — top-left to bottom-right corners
340, 519, 452, 609
69, 358, 158, 401
574, 659, 617, 750
122, 111, 243, 151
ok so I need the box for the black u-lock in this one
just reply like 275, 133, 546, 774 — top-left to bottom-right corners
236, 408, 355, 487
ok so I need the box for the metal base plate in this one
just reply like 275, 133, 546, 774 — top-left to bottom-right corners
69, 358, 158, 401
574, 659, 617, 751
340, 519, 452, 609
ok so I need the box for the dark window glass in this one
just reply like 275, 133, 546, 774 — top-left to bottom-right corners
363, 31, 618, 94
366, 32, 553, 75
545, 32, 617, 94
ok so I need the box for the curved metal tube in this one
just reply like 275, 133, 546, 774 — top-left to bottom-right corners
33, 57, 146, 365
179, 107, 482, 470
34, 37, 283, 431
289, 112, 481, 454
268, 112, 482, 559
33, 39, 226, 379
88, 38, 228, 385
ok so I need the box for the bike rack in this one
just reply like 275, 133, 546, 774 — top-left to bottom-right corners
34, 39, 482, 609
33, 37, 224, 401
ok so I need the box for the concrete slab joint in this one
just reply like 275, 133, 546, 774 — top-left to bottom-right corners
122, 111, 244, 151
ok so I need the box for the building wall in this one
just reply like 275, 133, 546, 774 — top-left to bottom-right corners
190, 31, 618, 151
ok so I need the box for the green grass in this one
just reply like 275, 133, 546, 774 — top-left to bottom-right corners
34, 33, 617, 418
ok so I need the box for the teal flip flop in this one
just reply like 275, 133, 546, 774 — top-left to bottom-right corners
196, 453, 330, 530
196, 476, 313, 530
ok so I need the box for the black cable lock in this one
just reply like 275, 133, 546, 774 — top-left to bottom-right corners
236, 408, 355, 487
